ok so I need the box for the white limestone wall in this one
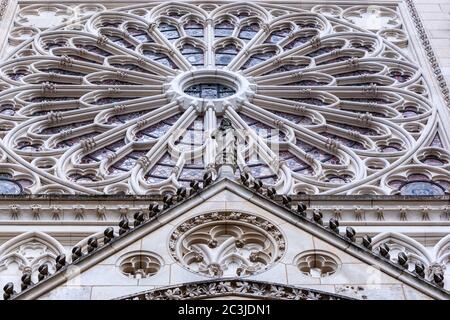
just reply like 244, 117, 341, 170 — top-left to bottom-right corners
415, 0, 450, 86
24, 189, 444, 300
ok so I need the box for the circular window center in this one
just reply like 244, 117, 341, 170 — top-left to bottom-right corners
170, 69, 252, 112
184, 83, 236, 99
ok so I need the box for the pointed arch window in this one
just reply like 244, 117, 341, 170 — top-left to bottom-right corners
158, 22, 180, 41
214, 20, 235, 38
183, 21, 204, 38
180, 44, 204, 66
215, 44, 239, 67
238, 23, 260, 41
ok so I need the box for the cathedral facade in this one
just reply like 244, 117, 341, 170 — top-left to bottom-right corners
0, 0, 449, 300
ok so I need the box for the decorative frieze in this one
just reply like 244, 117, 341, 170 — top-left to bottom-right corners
120, 280, 348, 300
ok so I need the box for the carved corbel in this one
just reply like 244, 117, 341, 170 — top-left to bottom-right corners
353, 206, 365, 221
96, 205, 107, 221
441, 205, 450, 221
74, 205, 85, 221
9, 204, 21, 220
118, 205, 129, 220
399, 206, 408, 221
426, 263, 446, 281
51, 205, 62, 220
333, 207, 342, 220
31, 204, 41, 220
375, 206, 384, 221
421, 206, 430, 221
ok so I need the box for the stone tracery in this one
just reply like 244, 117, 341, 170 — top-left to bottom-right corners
0, 232, 64, 286
118, 251, 162, 279
0, 2, 448, 196
169, 212, 285, 277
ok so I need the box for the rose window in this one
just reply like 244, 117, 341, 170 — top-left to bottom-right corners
169, 212, 285, 277
0, 2, 448, 195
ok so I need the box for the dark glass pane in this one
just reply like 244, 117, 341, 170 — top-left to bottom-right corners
184, 83, 235, 99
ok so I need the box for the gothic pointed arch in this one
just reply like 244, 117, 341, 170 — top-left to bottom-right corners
0, 232, 64, 277
433, 235, 450, 265
372, 232, 432, 265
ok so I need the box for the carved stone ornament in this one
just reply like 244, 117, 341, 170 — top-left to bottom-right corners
211, 118, 238, 170
118, 279, 351, 300
169, 212, 285, 277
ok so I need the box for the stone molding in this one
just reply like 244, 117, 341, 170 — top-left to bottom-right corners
404, 0, 450, 108
118, 279, 352, 300
0, 193, 448, 223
